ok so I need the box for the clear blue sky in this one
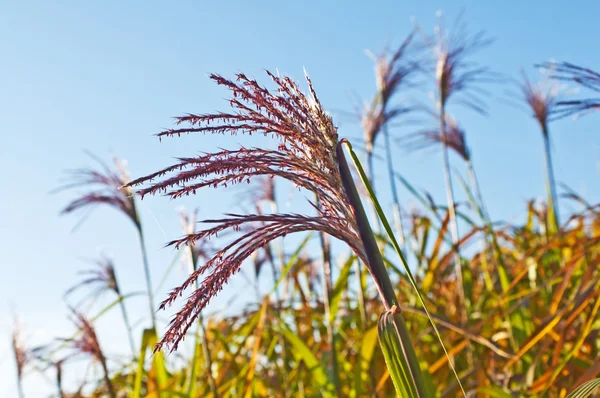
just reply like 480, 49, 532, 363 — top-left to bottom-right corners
2, 1, 599, 396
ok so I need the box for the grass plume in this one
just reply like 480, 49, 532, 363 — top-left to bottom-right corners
59, 153, 157, 329
127, 71, 369, 352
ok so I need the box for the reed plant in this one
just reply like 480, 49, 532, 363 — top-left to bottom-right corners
58, 153, 157, 330
423, 13, 494, 324
13, 12, 600, 397
65, 256, 137, 357
515, 71, 563, 233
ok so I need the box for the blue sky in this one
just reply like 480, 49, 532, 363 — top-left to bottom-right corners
2, 1, 600, 396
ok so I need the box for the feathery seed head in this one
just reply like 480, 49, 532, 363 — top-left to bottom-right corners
66, 256, 120, 300
12, 321, 28, 382
59, 153, 139, 228
404, 115, 470, 161
66, 310, 105, 364
128, 71, 366, 352
541, 61, 600, 119
426, 12, 493, 113
361, 32, 419, 151
518, 71, 563, 133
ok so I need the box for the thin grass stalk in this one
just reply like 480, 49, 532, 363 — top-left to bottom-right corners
337, 140, 428, 396
355, 260, 369, 330
198, 314, 218, 396
465, 159, 510, 292
516, 71, 561, 232
439, 105, 468, 323
55, 361, 65, 398
265, 250, 291, 391
15, 369, 24, 398
12, 325, 26, 398
383, 124, 406, 249
366, 148, 383, 233
366, 148, 376, 195
98, 353, 116, 398
265, 200, 290, 390
426, 13, 493, 325
187, 308, 217, 397
465, 159, 487, 222
184, 229, 218, 397
135, 223, 156, 330
117, 296, 136, 357
542, 125, 560, 230
186, 327, 201, 394
264, 250, 291, 393
114, 286, 136, 357
317, 225, 341, 396
355, 152, 372, 331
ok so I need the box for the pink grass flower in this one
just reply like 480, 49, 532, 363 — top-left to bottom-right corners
128, 71, 367, 352
59, 153, 139, 228
403, 114, 470, 161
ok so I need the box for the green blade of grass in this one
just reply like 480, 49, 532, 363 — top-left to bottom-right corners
186, 329, 201, 397
133, 328, 153, 398
91, 292, 145, 322
132, 328, 168, 398
567, 378, 600, 398
277, 321, 336, 397
394, 172, 442, 222
154, 248, 183, 295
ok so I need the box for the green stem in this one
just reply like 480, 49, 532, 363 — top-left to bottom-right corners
542, 125, 560, 231
99, 354, 116, 398
13, 343, 24, 398
366, 147, 376, 194
199, 314, 218, 396
115, 288, 137, 357
16, 376, 24, 398
268, 201, 290, 389
55, 361, 65, 398
265, 243, 290, 389
383, 124, 406, 250
131, 198, 157, 330
318, 229, 341, 397
366, 148, 382, 233
355, 260, 368, 329
465, 160, 487, 222
439, 105, 468, 323
466, 159, 510, 293
338, 143, 397, 309
187, 245, 218, 397
137, 226, 156, 330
